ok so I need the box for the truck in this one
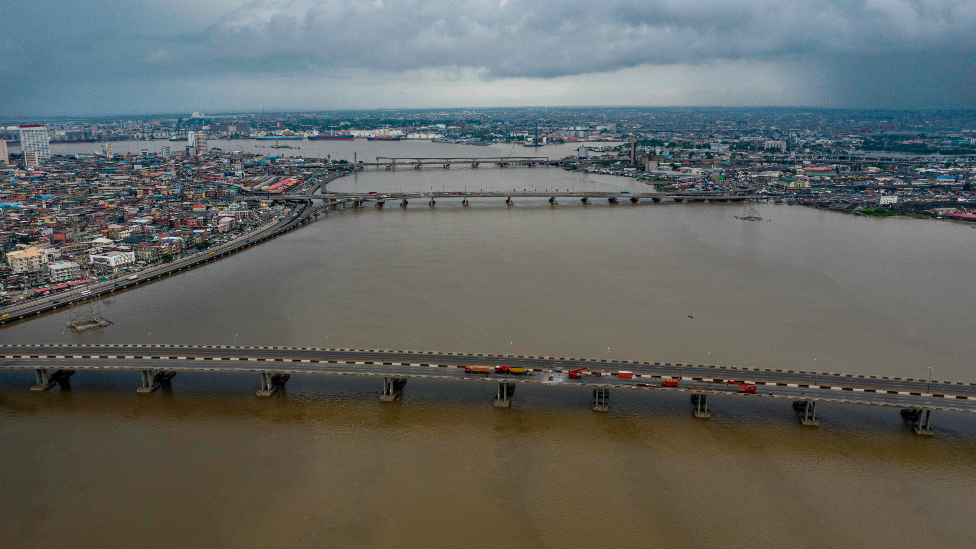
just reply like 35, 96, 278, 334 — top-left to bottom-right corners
464, 365, 492, 374
662, 377, 681, 387
495, 365, 528, 375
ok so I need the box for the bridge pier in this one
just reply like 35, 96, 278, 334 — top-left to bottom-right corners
549, 196, 557, 205
593, 387, 610, 412
414, 163, 422, 170
652, 197, 662, 203
691, 393, 711, 418
401, 198, 408, 207
471, 163, 479, 168
462, 198, 469, 207
673, 198, 684, 203
494, 382, 516, 407
793, 400, 819, 426
380, 377, 407, 402
31, 368, 75, 391
608, 196, 618, 204
902, 408, 934, 435
375, 200, 385, 208
506, 197, 513, 206
443, 164, 450, 169
580, 196, 589, 204
429, 198, 436, 207
256, 372, 290, 397
630, 196, 640, 204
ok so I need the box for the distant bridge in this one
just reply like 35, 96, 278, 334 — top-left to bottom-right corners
2, 344, 965, 435
361, 156, 551, 169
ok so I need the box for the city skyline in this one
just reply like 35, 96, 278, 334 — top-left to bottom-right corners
3, 0, 976, 116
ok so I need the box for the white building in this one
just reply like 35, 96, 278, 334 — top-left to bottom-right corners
19, 125, 51, 159
89, 250, 136, 271
764, 140, 787, 152
0, 138, 8, 164
46, 261, 81, 282
880, 195, 899, 205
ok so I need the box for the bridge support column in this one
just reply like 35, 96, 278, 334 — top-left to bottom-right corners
549, 196, 557, 205
793, 400, 819, 426
429, 198, 436, 207
257, 372, 290, 397
581, 196, 590, 204
691, 393, 710, 418
414, 163, 421, 170
651, 197, 662, 203
380, 377, 407, 402
630, 196, 640, 204
608, 196, 618, 204
401, 199, 408, 207
137, 369, 160, 393
902, 408, 934, 435
506, 197, 513, 206
471, 163, 479, 168
593, 387, 610, 412
31, 368, 74, 391
494, 382, 516, 408
375, 201, 385, 208
463, 198, 469, 207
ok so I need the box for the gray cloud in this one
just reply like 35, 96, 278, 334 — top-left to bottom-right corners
203, 0, 976, 77
2, 0, 976, 114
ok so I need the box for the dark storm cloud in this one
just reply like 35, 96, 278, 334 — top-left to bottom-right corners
2, 0, 976, 113
204, 0, 976, 77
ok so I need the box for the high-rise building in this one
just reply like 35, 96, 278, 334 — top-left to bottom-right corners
102, 142, 113, 158
23, 150, 40, 169
194, 132, 208, 155
187, 131, 196, 156
0, 139, 8, 164
19, 125, 51, 160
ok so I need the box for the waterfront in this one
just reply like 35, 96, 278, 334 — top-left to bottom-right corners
4, 166, 976, 548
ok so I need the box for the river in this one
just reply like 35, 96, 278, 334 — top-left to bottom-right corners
2, 141, 976, 548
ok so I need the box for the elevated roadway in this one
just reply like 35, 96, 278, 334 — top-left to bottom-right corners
2, 344, 966, 434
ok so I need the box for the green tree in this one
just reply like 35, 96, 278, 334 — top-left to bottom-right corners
161, 253, 173, 262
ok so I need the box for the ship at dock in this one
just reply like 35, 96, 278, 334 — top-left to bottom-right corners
308, 134, 355, 141
254, 134, 303, 140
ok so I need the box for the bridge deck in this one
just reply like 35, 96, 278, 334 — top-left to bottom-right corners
2, 344, 971, 414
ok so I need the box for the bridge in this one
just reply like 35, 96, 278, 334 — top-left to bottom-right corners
275, 190, 752, 207
2, 344, 968, 436
364, 156, 552, 169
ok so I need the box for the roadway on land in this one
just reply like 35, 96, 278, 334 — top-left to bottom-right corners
2, 344, 973, 413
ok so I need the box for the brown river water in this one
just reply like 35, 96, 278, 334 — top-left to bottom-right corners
2, 142, 976, 548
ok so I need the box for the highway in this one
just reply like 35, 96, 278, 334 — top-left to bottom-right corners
2, 345, 972, 421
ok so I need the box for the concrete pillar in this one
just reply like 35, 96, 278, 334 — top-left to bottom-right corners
549, 196, 557, 205
137, 369, 160, 393
506, 197, 513, 206
580, 196, 590, 204
494, 382, 516, 408
256, 372, 286, 397
429, 198, 436, 207
31, 368, 54, 391
380, 377, 407, 402
593, 387, 610, 412
401, 198, 408, 207
903, 408, 934, 435
608, 196, 618, 204
375, 201, 385, 208
793, 400, 819, 426
691, 393, 710, 418
652, 197, 662, 203
630, 196, 640, 204
463, 198, 469, 207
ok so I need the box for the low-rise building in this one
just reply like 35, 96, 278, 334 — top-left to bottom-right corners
89, 250, 136, 271
46, 260, 81, 282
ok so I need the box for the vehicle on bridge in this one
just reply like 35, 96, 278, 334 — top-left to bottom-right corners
568, 367, 587, 379
464, 365, 492, 374
496, 365, 529, 375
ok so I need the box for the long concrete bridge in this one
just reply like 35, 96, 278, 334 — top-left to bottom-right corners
2, 344, 967, 436
364, 156, 552, 169
278, 190, 752, 207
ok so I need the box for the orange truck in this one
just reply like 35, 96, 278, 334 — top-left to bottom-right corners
464, 365, 492, 374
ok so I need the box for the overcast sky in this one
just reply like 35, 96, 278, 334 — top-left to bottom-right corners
2, 0, 975, 116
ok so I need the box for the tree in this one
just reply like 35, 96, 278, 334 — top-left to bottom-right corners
196, 241, 211, 251
161, 253, 173, 262
964, 182, 974, 192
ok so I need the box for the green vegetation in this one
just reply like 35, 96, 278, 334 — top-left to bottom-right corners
859, 207, 927, 218
196, 241, 211, 251
161, 253, 173, 262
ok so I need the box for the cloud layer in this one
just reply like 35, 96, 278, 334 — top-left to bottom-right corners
2, 0, 976, 115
